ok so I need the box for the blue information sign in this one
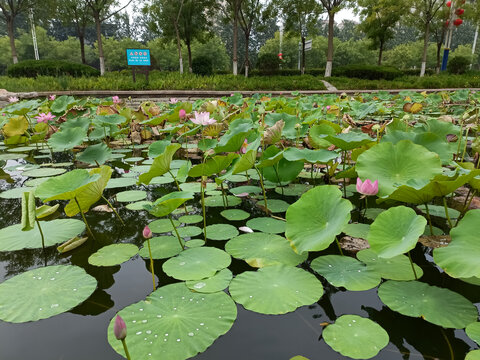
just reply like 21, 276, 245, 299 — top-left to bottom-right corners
126, 49, 151, 66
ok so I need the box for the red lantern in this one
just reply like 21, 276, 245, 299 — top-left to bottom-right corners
446, 1, 451, 7
454, 18, 463, 26
456, 8, 464, 16
446, 20, 450, 27
278, 53, 283, 60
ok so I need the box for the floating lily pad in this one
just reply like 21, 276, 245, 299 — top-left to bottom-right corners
246, 217, 286, 234
418, 204, 460, 219
177, 226, 202, 238
205, 224, 239, 241
24, 177, 51, 187
311, 255, 381, 291
48, 127, 87, 151
88, 244, 139, 267
0, 153, 25, 160
76, 143, 112, 165
368, 206, 426, 258
0, 186, 35, 199
116, 190, 147, 202
378, 280, 478, 328
180, 182, 217, 193
364, 208, 385, 220
149, 219, 181, 233
186, 269, 233, 293
466, 322, 480, 345
286, 186, 352, 254
323, 315, 389, 359
178, 215, 203, 224
434, 210, 480, 279
107, 283, 237, 360
186, 239, 205, 248
138, 236, 184, 260
229, 185, 261, 195
0, 265, 96, 323
220, 209, 250, 221
357, 249, 423, 281
126, 201, 152, 211
150, 176, 175, 185
22, 168, 66, 178
0, 219, 85, 251
225, 233, 307, 268
125, 157, 144, 163
275, 184, 313, 196
258, 199, 290, 213
204, 195, 242, 207
224, 174, 248, 183
229, 265, 323, 315
343, 223, 370, 239
163, 247, 231, 281
466, 350, 480, 360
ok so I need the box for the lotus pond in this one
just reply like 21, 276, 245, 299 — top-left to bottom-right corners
1, 91, 480, 359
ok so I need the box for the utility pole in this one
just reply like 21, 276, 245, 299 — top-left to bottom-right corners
441, 0, 465, 71
29, 8, 40, 60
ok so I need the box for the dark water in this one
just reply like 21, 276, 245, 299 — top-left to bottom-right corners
0, 150, 478, 360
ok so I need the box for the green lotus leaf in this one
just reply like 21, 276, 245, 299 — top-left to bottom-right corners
35, 169, 100, 202
163, 247, 231, 281
76, 143, 112, 165
225, 233, 307, 268
232, 149, 257, 174
378, 280, 478, 329
205, 224, 239, 241
147, 139, 170, 158
466, 350, 480, 360
93, 114, 126, 125
138, 236, 184, 259
88, 243, 139, 267
357, 249, 423, 281
35, 204, 60, 219
342, 223, 370, 239
51, 95, 75, 113
286, 186, 352, 254
146, 191, 194, 217
283, 147, 338, 164
125, 200, 152, 211
107, 283, 237, 360
3, 116, 28, 137
0, 186, 35, 199
311, 255, 381, 291
257, 199, 289, 213
189, 154, 238, 178
356, 140, 442, 197
275, 183, 313, 196
186, 269, 233, 293
204, 195, 242, 207
323, 315, 389, 359
383, 169, 480, 204
262, 157, 304, 184
229, 185, 262, 195
220, 209, 250, 221
0, 219, 85, 251
21, 190, 36, 231
0, 265, 96, 323
178, 214, 203, 224
186, 239, 205, 248
148, 219, 181, 233
22, 167, 67, 178
64, 166, 112, 216
466, 322, 480, 346
105, 177, 137, 189
367, 206, 426, 258
229, 265, 323, 315
214, 118, 252, 153
256, 145, 284, 168
138, 143, 181, 185
116, 190, 147, 202
179, 182, 217, 193
246, 217, 286, 234
434, 209, 480, 278
60, 116, 90, 131
48, 127, 87, 151
325, 132, 375, 151
177, 226, 202, 238
308, 123, 337, 149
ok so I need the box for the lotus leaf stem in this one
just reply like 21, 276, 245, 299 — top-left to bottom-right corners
74, 197, 95, 240
443, 197, 453, 229
342, 151, 347, 198
200, 176, 207, 242
424, 203, 434, 236
254, 166, 269, 214
335, 237, 344, 256
121, 339, 132, 360
36, 219, 45, 250
407, 252, 418, 280
440, 328, 454, 360
168, 170, 189, 214
102, 196, 125, 226
461, 128, 470, 163
169, 214, 184, 250
220, 182, 227, 208
456, 190, 477, 226
146, 238, 156, 292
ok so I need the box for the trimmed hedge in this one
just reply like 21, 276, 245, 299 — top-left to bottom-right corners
7, 60, 100, 78
332, 64, 403, 80
192, 56, 213, 76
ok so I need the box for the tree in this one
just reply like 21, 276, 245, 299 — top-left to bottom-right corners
357, 0, 405, 65
318, 0, 351, 77
220, 0, 244, 75
238, 0, 264, 77
410, 0, 446, 76
0, 0, 34, 63
85, 0, 133, 75
272, 0, 322, 74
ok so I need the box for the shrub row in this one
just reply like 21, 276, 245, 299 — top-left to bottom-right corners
7, 60, 100, 78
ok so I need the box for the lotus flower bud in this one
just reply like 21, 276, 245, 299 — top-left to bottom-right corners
179, 109, 186, 118
356, 178, 379, 196
143, 225, 152, 239
114, 315, 127, 340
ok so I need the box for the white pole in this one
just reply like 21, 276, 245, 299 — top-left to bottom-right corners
471, 23, 479, 69
29, 9, 39, 60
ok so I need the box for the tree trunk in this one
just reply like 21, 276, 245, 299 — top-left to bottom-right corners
232, 1, 239, 76
378, 40, 384, 66
174, 21, 184, 74
186, 41, 192, 73
436, 27, 446, 74
244, 34, 249, 77
471, 23, 479, 69
325, 10, 335, 77
420, 21, 430, 77
7, 18, 18, 64
93, 12, 105, 75
79, 33, 86, 64
301, 36, 306, 75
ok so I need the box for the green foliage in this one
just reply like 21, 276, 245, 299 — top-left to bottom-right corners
448, 55, 471, 75
7, 59, 99, 78
256, 53, 281, 73
333, 64, 403, 80
192, 55, 213, 76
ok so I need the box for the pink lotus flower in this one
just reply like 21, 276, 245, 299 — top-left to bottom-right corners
113, 315, 127, 340
170, 98, 179, 104
35, 112, 56, 123
49, 95, 56, 101
326, 105, 331, 111
8, 96, 19, 103
112, 96, 121, 104
143, 225, 152, 239
356, 178, 379, 196
240, 139, 248, 154
179, 109, 186, 118
191, 111, 216, 126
